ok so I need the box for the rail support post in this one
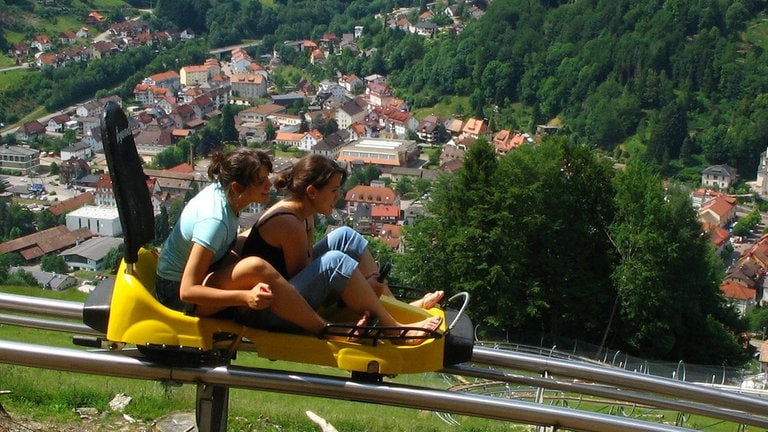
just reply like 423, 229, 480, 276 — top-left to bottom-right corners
196, 383, 229, 432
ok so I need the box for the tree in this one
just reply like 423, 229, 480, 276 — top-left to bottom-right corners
102, 246, 124, 273
48, 161, 59, 176
220, 104, 239, 142
40, 254, 69, 274
264, 120, 277, 142
645, 98, 688, 164
607, 163, 748, 364
155, 206, 170, 245
0, 203, 36, 241
5, 268, 39, 287
36, 210, 57, 231
0, 253, 23, 283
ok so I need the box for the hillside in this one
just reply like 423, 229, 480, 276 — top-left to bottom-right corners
2, 0, 768, 184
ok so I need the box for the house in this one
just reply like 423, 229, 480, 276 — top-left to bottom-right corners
18, 269, 78, 291
339, 74, 364, 94
170, 104, 197, 129
701, 165, 737, 190
143, 168, 199, 203
58, 30, 77, 45
66, 206, 123, 236
143, 70, 181, 90
310, 48, 326, 65
377, 223, 403, 252
416, 115, 443, 145
411, 21, 439, 36
229, 73, 267, 101
238, 104, 285, 124
37, 53, 60, 69
461, 117, 490, 140
58, 158, 92, 185
47, 113, 72, 133
89, 40, 119, 59
31, 35, 52, 52
344, 183, 400, 220
0, 225, 94, 262
274, 131, 322, 151
81, 125, 103, 152
707, 225, 731, 256
366, 81, 393, 108
336, 98, 366, 129
85, 11, 106, 26
75, 95, 122, 118
370, 204, 400, 236
60, 236, 124, 271
15, 121, 46, 143
190, 94, 216, 119
133, 129, 174, 155
60, 46, 88, 64
76, 27, 90, 39
313, 130, 350, 159
230, 47, 253, 73
389, 166, 437, 183
337, 138, 418, 172
698, 194, 737, 227
371, 106, 418, 137
60, 142, 93, 161
133, 83, 169, 105
721, 281, 758, 316
493, 130, 528, 154
0, 144, 39, 174
180, 60, 219, 86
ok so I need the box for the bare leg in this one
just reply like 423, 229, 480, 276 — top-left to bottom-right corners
205, 256, 328, 335
339, 270, 442, 344
361, 250, 445, 309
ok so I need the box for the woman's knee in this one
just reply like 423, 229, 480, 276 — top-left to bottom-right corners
237, 256, 279, 281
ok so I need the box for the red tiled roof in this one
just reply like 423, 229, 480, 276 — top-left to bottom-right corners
720, 281, 755, 301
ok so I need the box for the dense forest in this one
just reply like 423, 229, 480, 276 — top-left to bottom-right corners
2, 0, 767, 365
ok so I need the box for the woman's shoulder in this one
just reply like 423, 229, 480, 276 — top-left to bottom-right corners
258, 206, 303, 228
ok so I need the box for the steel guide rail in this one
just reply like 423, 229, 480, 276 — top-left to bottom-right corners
2, 292, 767, 431
0, 339, 697, 432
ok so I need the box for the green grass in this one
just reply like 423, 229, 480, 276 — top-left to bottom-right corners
0, 69, 28, 92
412, 96, 470, 120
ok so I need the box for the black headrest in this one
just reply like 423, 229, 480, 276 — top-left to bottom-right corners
100, 101, 154, 264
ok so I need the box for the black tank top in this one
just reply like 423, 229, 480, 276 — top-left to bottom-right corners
241, 211, 305, 278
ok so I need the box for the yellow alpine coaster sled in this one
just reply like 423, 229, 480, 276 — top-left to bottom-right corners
75, 102, 474, 379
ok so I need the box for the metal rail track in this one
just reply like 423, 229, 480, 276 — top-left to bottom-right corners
1, 292, 767, 431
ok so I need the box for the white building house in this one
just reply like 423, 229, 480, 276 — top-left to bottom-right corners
65, 206, 122, 236
60, 142, 93, 161
701, 164, 737, 191
60, 236, 124, 271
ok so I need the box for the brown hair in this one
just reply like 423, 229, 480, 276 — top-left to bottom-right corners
274, 154, 347, 197
208, 148, 273, 197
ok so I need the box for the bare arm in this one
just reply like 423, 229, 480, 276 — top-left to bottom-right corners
260, 215, 312, 278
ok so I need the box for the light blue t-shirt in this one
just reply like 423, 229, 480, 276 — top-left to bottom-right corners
157, 182, 239, 282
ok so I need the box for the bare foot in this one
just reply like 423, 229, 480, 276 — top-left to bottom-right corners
410, 290, 445, 309
321, 312, 370, 342
392, 316, 443, 346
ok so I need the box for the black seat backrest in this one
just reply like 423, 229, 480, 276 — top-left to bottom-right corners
100, 101, 154, 264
